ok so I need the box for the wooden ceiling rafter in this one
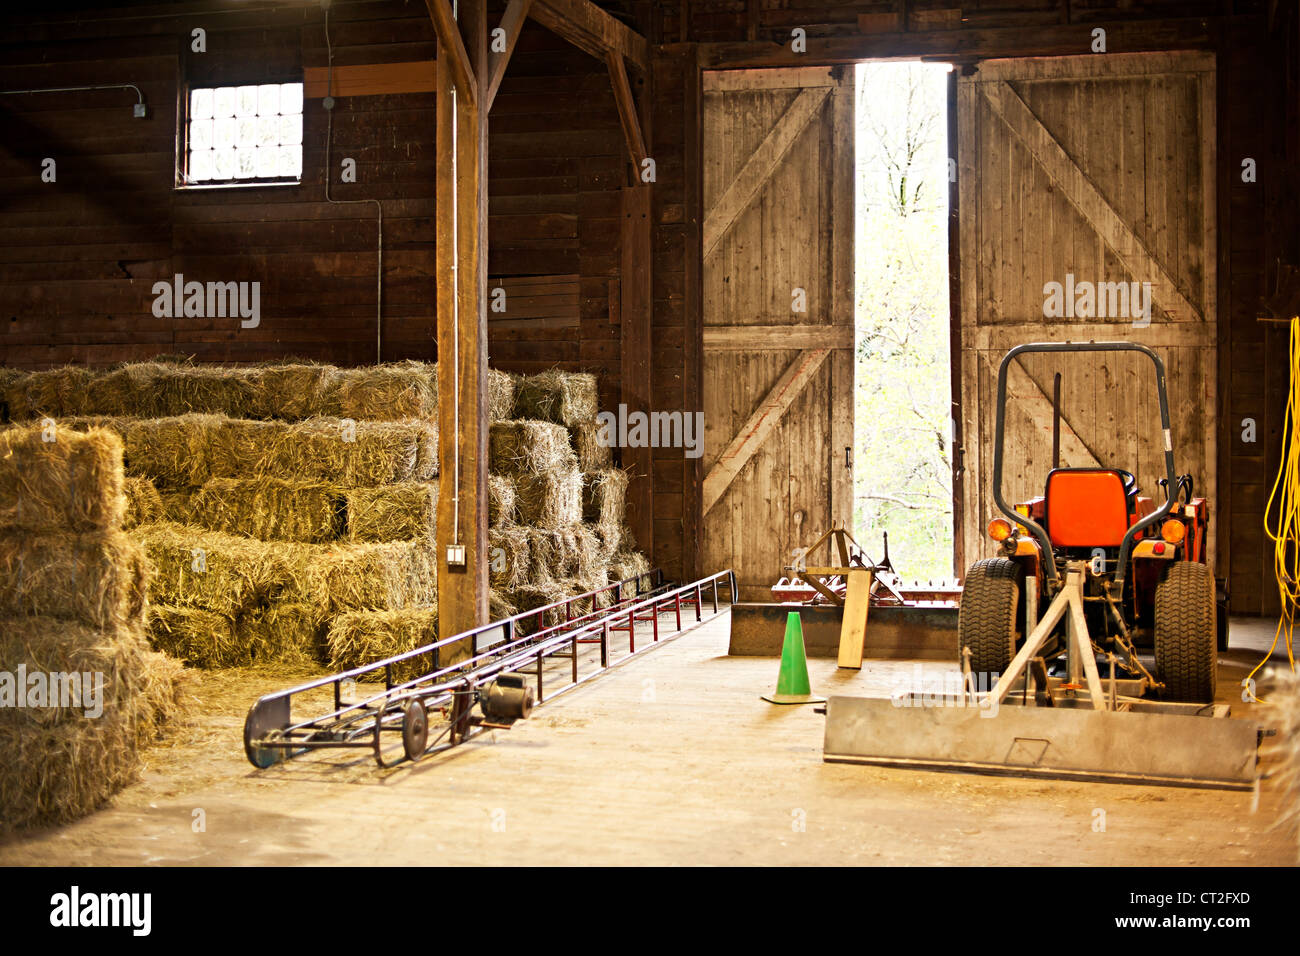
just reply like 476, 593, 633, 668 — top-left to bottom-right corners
424, 0, 478, 106
529, 0, 650, 72
486, 0, 533, 111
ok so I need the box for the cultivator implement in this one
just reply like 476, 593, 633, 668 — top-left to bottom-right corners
244, 569, 737, 769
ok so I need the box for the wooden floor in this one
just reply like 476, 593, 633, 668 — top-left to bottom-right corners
0, 612, 1295, 866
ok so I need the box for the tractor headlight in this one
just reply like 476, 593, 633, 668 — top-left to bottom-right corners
988, 518, 1013, 542
1161, 518, 1186, 545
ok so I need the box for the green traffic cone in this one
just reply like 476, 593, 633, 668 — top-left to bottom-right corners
762, 611, 826, 705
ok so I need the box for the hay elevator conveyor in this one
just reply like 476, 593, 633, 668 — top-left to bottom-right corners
243, 569, 736, 769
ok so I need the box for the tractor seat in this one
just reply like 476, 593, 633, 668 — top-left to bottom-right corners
1044, 468, 1130, 548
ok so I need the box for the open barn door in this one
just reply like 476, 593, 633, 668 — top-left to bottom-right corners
956, 53, 1217, 575
701, 67, 855, 601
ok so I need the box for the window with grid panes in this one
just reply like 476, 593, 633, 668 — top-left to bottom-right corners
182, 82, 303, 186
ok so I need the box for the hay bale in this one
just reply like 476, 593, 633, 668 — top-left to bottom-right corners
125, 414, 438, 488
147, 605, 239, 667
525, 527, 600, 582
488, 368, 515, 422
123, 477, 166, 529
139, 523, 438, 621
582, 468, 629, 527
122, 414, 221, 486
287, 540, 439, 617
346, 482, 437, 543
5, 366, 95, 420
489, 589, 516, 621
46, 415, 131, 440
0, 425, 126, 533
147, 602, 319, 668
0, 531, 147, 629
574, 419, 613, 470
84, 363, 257, 419
330, 361, 437, 421
572, 526, 605, 581
512, 369, 598, 427
80, 363, 164, 417
489, 525, 532, 590
177, 477, 345, 543
516, 468, 582, 529
243, 603, 323, 664
246, 362, 340, 420
488, 420, 575, 477
558, 574, 617, 616
326, 607, 462, 683
0, 368, 23, 423
609, 550, 652, 585
135, 522, 295, 617
505, 582, 569, 634
1, 713, 138, 832
592, 523, 624, 559
269, 418, 438, 487
0, 617, 188, 832
489, 474, 517, 528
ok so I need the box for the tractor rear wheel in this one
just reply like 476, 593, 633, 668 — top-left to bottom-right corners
957, 558, 1022, 680
1154, 561, 1217, 703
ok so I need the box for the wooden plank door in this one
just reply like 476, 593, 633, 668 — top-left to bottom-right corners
701, 66, 855, 601
957, 52, 1217, 574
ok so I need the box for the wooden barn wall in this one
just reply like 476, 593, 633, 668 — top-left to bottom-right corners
644, 0, 1296, 610
0, 1, 630, 421
0, 1, 1295, 603
1220, 11, 1298, 618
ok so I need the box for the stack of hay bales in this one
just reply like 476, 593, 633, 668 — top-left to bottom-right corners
0, 424, 187, 832
494, 369, 649, 619
1, 360, 653, 674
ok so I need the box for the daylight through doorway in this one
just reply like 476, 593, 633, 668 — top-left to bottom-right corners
853, 61, 954, 580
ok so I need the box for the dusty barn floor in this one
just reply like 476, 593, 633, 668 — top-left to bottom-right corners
0, 610, 1296, 866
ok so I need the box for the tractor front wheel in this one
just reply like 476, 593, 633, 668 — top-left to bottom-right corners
1153, 561, 1217, 703
957, 558, 1022, 681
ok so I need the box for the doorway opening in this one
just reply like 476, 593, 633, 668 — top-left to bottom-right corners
853, 60, 954, 581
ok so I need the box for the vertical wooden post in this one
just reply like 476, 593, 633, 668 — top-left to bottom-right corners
436, 0, 489, 637
682, 50, 704, 580
946, 65, 966, 578
621, 185, 654, 562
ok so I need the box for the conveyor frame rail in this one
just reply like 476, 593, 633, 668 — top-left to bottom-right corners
244, 568, 737, 768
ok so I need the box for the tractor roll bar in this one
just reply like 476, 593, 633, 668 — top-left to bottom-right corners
992, 342, 1178, 596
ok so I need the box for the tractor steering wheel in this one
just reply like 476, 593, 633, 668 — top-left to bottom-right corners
1114, 469, 1138, 498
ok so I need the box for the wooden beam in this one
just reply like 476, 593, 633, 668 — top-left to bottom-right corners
972, 322, 1215, 350
703, 324, 853, 349
303, 61, 435, 99
485, 0, 532, 112
606, 51, 648, 172
530, 0, 650, 71
424, 0, 477, 107
946, 65, 965, 577
681, 49, 704, 580
702, 348, 830, 515
837, 568, 873, 669
702, 86, 830, 260
703, 67, 837, 91
436, 0, 489, 635
980, 80, 1201, 322
621, 186, 653, 561
696, 18, 1218, 69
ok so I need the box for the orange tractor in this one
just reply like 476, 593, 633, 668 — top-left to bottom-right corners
822, 342, 1260, 790
959, 341, 1219, 703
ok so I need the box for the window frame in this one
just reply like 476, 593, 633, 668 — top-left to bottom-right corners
174, 77, 306, 191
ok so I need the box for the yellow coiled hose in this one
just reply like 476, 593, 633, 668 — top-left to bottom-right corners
1256, 315, 1300, 686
